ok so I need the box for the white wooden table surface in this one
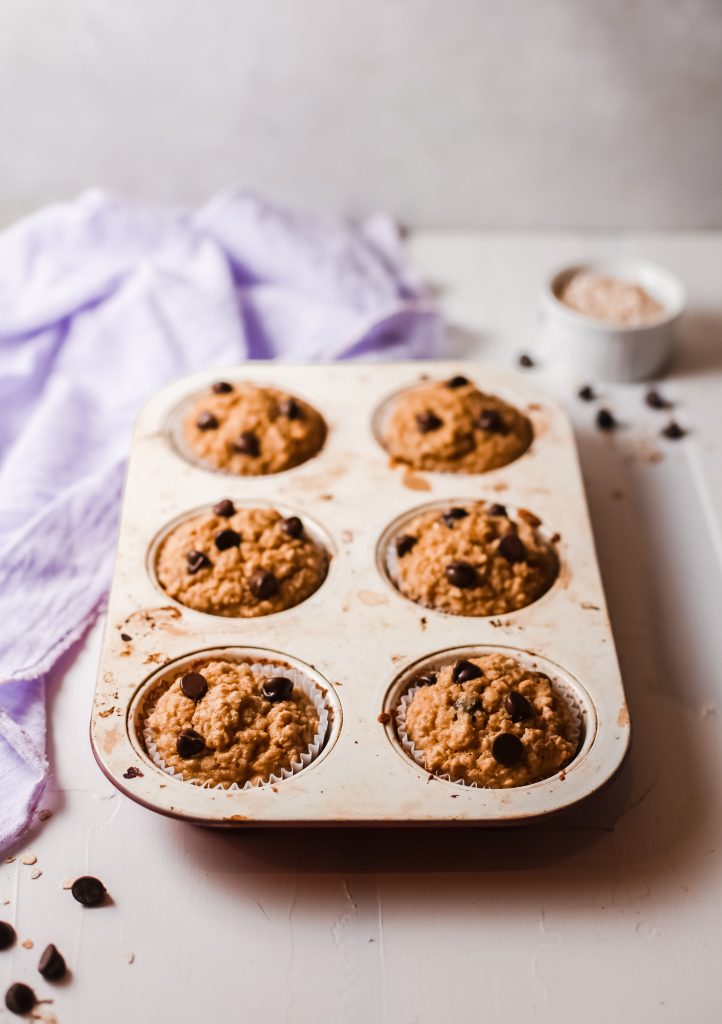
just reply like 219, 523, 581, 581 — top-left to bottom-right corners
2, 232, 721, 1024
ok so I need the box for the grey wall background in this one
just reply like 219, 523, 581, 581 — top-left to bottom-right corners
1, 0, 721, 229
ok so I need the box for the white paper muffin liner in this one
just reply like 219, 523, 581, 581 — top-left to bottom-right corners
142, 663, 329, 791
395, 673, 583, 789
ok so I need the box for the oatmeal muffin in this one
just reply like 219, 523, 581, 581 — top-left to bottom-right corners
392, 502, 557, 616
383, 375, 532, 473
145, 659, 320, 788
402, 653, 577, 788
156, 503, 329, 617
182, 381, 326, 475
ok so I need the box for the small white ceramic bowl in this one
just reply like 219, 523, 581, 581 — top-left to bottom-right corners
538, 259, 686, 382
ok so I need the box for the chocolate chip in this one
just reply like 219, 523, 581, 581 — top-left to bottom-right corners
445, 561, 479, 589
646, 389, 673, 410
262, 677, 294, 703
279, 397, 303, 420
71, 875, 106, 907
213, 499, 236, 518
38, 943, 67, 982
180, 672, 208, 701
446, 375, 470, 389
212, 381, 233, 394
0, 922, 16, 951
281, 516, 304, 539
662, 420, 687, 440
176, 729, 205, 759
491, 732, 524, 766
488, 503, 508, 517
442, 507, 469, 528
120, 633, 132, 642
186, 550, 211, 574
452, 660, 483, 683
123, 766, 143, 779
498, 533, 527, 564
477, 409, 506, 433
214, 528, 241, 551
5, 982, 36, 1016
455, 695, 481, 714
196, 411, 219, 431
395, 534, 417, 558
596, 408, 617, 431
578, 385, 596, 402
518, 353, 534, 368
233, 431, 260, 456
505, 691, 533, 722
416, 410, 443, 433
415, 672, 437, 687
249, 568, 279, 600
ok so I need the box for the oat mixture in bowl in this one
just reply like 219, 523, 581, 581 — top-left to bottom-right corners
180, 380, 327, 475
155, 502, 330, 617
381, 375, 533, 473
143, 657, 327, 789
557, 271, 665, 327
397, 652, 579, 788
387, 501, 558, 616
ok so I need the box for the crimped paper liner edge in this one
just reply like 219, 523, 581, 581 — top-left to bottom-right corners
142, 664, 329, 791
395, 676, 584, 789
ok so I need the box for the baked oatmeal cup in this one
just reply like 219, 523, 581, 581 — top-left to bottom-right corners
382, 375, 532, 473
397, 652, 579, 788
155, 503, 329, 617
143, 657, 327, 789
389, 501, 558, 616
181, 380, 326, 475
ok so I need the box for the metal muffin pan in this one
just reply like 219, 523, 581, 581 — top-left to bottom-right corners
90, 361, 630, 826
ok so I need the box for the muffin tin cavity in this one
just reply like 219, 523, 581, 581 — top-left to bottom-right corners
372, 375, 534, 473
166, 380, 328, 476
129, 647, 342, 789
381, 645, 595, 790
377, 498, 560, 617
92, 362, 629, 826
148, 500, 333, 618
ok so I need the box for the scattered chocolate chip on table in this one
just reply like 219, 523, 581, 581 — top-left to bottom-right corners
71, 875, 107, 908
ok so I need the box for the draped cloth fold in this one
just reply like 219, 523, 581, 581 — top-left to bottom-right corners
0, 190, 440, 850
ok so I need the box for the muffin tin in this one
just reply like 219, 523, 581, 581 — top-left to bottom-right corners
90, 362, 631, 826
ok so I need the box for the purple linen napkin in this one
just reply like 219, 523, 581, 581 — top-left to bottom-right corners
0, 189, 441, 850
